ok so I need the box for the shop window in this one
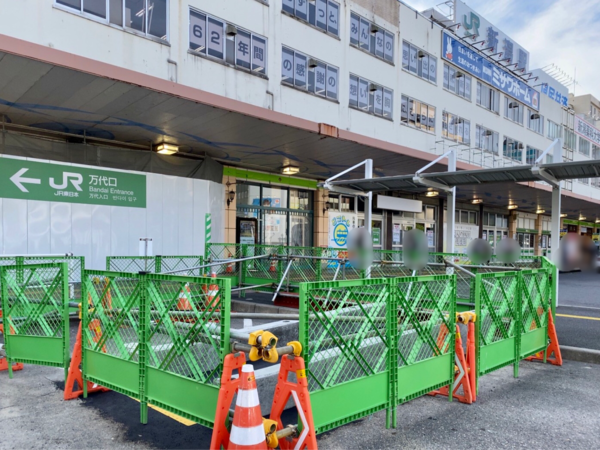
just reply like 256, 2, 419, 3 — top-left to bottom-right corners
349, 74, 393, 120
190, 9, 267, 76
351, 13, 394, 63
282, 46, 338, 100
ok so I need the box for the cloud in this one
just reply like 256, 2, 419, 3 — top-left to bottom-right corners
405, 0, 600, 99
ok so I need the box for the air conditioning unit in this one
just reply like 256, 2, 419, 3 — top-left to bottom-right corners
226, 24, 237, 36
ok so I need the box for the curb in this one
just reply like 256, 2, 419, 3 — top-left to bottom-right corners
561, 345, 600, 365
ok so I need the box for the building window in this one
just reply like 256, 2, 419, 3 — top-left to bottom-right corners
282, 47, 338, 100
564, 127, 576, 150
402, 42, 436, 83
579, 137, 591, 156
593, 144, 600, 159
504, 98, 524, 124
350, 13, 394, 63
443, 64, 471, 100
283, 0, 340, 37
189, 10, 267, 76
401, 95, 436, 133
526, 146, 541, 165
56, 0, 168, 41
442, 112, 470, 144
476, 82, 500, 113
527, 110, 544, 134
504, 137, 524, 163
547, 120, 562, 140
475, 125, 499, 154
349, 75, 393, 119
455, 209, 478, 225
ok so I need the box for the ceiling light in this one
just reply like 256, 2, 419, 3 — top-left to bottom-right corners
507, 204, 518, 210
596, 219, 600, 224
425, 190, 439, 197
536, 208, 545, 214
560, 213, 568, 218
579, 215, 586, 221
155, 143, 179, 155
281, 165, 300, 175
471, 198, 483, 204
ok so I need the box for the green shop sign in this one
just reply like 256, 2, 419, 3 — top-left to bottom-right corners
0, 158, 146, 208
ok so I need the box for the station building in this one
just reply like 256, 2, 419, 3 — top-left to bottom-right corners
0, 0, 599, 268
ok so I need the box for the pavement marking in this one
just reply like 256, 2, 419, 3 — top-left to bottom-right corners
556, 313, 600, 322
558, 304, 600, 311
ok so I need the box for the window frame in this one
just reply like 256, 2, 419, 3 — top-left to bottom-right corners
349, 74, 393, 120
475, 124, 499, 154
442, 111, 471, 145
281, 46, 339, 101
350, 12, 395, 64
578, 136, 591, 156
503, 136, 524, 163
476, 81, 500, 113
402, 41, 437, 84
504, 97, 524, 125
282, 0, 341, 38
527, 109, 544, 135
442, 63, 471, 100
401, 94, 436, 133
55, 0, 170, 43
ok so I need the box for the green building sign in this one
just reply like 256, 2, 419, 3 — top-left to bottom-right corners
0, 158, 146, 208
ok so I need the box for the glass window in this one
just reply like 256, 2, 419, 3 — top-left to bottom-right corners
58, 0, 81, 8
350, 13, 360, 46
282, 47, 294, 83
316, 0, 327, 30
351, 13, 394, 62
236, 184, 262, 206
125, 0, 147, 33
409, 45, 418, 73
384, 32, 394, 63
461, 211, 469, 223
326, 66, 338, 99
263, 186, 288, 208
327, 1, 339, 35
359, 18, 370, 51
504, 98, 524, 124
236, 30, 251, 69
401, 95, 434, 132
404, 41, 435, 82
504, 137, 523, 162
109, 0, 122, 25
282, 0, 294, 14
579, 137, 591, 156
189, 10, 206, 53
527, 110, 544, 134
526, 146, 540, 165
349, 75, 393, 120
148, 0, 167, 39
340, 196, 355, 212
83, 0, 106, 18
283, 0, 340, 36
469, 211, 477, 225
207, 17, 224, 59
477, 81, 499, 113
282, 47, 338, 100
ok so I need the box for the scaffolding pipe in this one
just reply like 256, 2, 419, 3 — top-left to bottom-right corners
231, 283, 274, 293
271, 259, 295, 302
161, 254, 270, 275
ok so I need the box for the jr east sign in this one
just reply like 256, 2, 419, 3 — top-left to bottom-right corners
0, 158, 147, 208
442, 32, 539, 111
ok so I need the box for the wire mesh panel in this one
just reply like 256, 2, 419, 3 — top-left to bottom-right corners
145, 274, 231, 427
107, 257, 157, 273
519, 269, 550, 359
476, 271, 520, 376
205, 244, 242, 278
393, 275, 455, 403
159, 257, 203, 276
82, 271, 143, 398
299, 279, 393, 434
0, 263, 69, 376
242, 244, 281, 284
23, 256, 84, 302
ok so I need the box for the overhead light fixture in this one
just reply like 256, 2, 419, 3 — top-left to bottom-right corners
226, 24, 238, 37
508, 102, 519, 109
417, 50, 426, 59
425, 190, 439, 197
155, 143, 179, 155
530, 113, 541, 120
308, 58, 319, 69
370, 24, 380, 35
471, 198, 483, 204
595, 218, 600, 224
281, 165, 300, 175
560, 213, 568, 218
369, 82, 379, 92
507, 203, 518, 210
455, 72, 464, 78
579, 215, 586, 221
536, 208, 545, 214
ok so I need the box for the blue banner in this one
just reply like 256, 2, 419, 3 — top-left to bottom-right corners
442, 32, 539, 111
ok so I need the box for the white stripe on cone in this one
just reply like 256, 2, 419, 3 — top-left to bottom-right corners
236, 388, 260, 408
229, 424, 266, 446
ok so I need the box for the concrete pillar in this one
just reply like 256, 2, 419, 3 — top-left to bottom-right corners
222, 174, 237, 244
436, 197, 444, 252
313, 188, 329, 247
478, 204, 484, 239
508, 211, 518, 239
534, 214, 543, 256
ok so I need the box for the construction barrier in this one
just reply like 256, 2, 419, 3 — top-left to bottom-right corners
298, 274, 456, 433
106, 256, 204, 276
0, 262, 70, 379
82, 270, 231, 426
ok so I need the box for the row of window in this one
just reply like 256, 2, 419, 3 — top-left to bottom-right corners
442, 113, 471, 145
282, 47, 339, 99
400, 96, 436, 132
402, 42, 437, 83
283, 0, 340, 37
443, 64, 472, 100
349, 75, 393, 119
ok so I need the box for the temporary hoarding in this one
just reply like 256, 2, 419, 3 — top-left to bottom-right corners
454, 0, 529, 71
442, 32, 539, 111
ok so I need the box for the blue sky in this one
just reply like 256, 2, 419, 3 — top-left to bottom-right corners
406, 0, 600, 101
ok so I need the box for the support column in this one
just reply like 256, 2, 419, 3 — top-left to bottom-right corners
436, 197, 444, 252
365, 159, 373, 237
508, 211, 518, 239
550, 138, 563, 308
445, 152, 456, 253
478, 204, 484, 239
223, 173, 237, 244
534, 214, 543, 256
313, 188, 330, 247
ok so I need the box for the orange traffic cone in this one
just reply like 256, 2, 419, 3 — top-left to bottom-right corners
229, 364, 268, 450
526, 308, 562, 366
177, 283, 193, 311
269, 258, 277, 273
0, 310, 24, 373
226, 253, 234, 274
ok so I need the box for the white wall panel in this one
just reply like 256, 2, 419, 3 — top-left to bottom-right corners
72, 203, 93, 265
209, 181, 225, 244
161, 175, 179, 255
91, 205, 111, 270
192, 180, 210, 256
146, 173, 163, 256
177, 177, 194, 255
110, 206, 130, 257
128, 207, 147, 256
50, 203, 72, 254
27, 201, 51, 254
3, 199, 27, 254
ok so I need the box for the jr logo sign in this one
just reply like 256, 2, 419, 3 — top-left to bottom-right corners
0, 157, 146, 208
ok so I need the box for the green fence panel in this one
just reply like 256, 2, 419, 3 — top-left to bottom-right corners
205, 244, 242, 280
82, 270, 144, 402
107, 256, 157, 273
22, 256, 85, 303
0, 263, 69, 379
145, 274, 231, 428
299, 278, 393, 434
519, 269, 550, 359
475, 271, 520, 378
157, 256, 204, 275
392, 275, 456, 406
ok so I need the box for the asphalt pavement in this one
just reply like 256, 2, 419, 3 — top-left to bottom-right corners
556, 271, 600, 351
